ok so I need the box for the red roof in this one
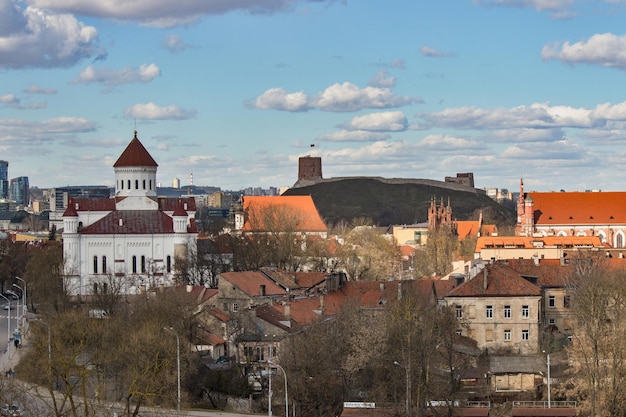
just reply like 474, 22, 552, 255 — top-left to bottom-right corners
80, 210, 176, 234
113, 131, 158, 168
219, 271, 287, 297
242, 195, 327, 232
528, 191, 626, 225
447, 263, 542, 297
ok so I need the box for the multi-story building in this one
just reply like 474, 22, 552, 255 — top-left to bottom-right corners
0, 160, 8, 199
516, 179, 626, 248
62, 131, 197, 296
445, 262, 543, 355
10, 176, 29, 207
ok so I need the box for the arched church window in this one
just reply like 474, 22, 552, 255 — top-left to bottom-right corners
132, 256, 137, 273
102, 256, 107, 274
166, 255, 171, 273
127, 180, 131, 189
143, 180, 146, 189
150, 180, 152, 190
617, 233, 624, 249
135, 180, 139, 189
141, 255, 146, 273
93, 256, 98, 274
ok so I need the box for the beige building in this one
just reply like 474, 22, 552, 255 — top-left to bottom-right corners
445, 262, 543, 355
475, 235, 603, 261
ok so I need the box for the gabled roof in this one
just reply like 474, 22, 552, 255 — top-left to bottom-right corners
457, 221, 480, 240
113, 131, 158, 168
528, 191, 626, 225
219, 271, 287, 297
242, 195, 327, 232
447, 263, 542, 297
66, 198, 116, 212
506, 258, 571, 287
80, 210, 176, 234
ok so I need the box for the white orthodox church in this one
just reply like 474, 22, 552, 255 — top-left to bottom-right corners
62, 131, 197, 296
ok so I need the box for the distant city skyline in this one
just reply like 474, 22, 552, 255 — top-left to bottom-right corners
3, 1, 626, 192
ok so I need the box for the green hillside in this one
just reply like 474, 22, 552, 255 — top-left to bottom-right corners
284, 178, 516, 228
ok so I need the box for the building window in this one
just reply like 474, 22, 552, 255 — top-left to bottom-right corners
127, 179, 131, 190
143, 179, 146, 189
141, 255, 146, 273
120, 180, 123, 190
504, 305, 511, 319
549, 296, 555, 308
455, 305, 462, 318
564, 295, 570, 308
223, 302, 228, 311
232, 303, 238, 313
456, 330, 462, 336
150, 180, 152, 190
549, 318, 555, 325
166, 255, 171, 273
522, 305, 529, 318
93, 256, 98, 274
486, 305, 493, 319
102, 256, 107, 274
135, 179, 139, 189
132, 256, 137, 273
504, 330, 511, 341
522, 330, 529, 341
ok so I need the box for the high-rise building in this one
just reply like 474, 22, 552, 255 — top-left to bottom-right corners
0, 160, 8, 199
10, 176, 29, 207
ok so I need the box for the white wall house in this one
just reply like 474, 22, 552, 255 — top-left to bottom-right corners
62, 131, 197, 296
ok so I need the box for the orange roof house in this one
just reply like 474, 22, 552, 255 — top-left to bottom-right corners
234, 195, 328, 237
516, 179, 626, 248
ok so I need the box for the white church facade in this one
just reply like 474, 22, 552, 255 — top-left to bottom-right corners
62, 131, 197, 296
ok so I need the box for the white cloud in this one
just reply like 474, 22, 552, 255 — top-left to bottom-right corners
317, 130, 391, 142
542, 33, 626, 70
500, 139, 587, 160
416, 102, 626, 130
419, 45, 455, 58
25, 0, 345, 28
253, 82, 420, 113
123, 102, 197, 120
23, 84, 57, 94
417, 134, 486, 152
0, 117, 96, 141
161, 34, 193, 53
0, 93, 46, 110
0, 2, 100, 69
368, 70, 396, 88
71, 63, 161, 86
253, 88, 310, 112
346, 111, 408, 132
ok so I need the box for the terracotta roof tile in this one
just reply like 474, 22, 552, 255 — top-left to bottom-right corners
113, 132, 158, 168
528, 191, 626, 225
242, 195, 327, 232
80, 210, 175, 234
447, 263, 542, 297
219, 271, 287, 297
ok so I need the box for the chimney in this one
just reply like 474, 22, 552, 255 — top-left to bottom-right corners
284, 303, 291, 320
483, 268, 488, 290
186, 284, 193, 293
319, 294, 324, 310
380, 283, 385, 292
464, 264, 469, 280
119, 218, 123, 227
397, 282, 402, 301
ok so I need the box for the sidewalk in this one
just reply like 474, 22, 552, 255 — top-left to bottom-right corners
0, 313, 29, 376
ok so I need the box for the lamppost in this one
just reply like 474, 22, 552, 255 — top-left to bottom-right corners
12, 284, 23, 326
394, 361, 410, 416
543, 350, 551, 408
0, 293, 10, 356
15, 277, 26, 316
268, 360, 288, 417
163, 327, 181, 412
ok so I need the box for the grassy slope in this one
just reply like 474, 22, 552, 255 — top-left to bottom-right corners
284, 178, 516, 227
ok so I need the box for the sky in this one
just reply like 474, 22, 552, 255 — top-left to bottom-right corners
3, 0, 626, 193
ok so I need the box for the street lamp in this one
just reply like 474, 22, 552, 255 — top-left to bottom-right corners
394, 361, 410, 416
0, 293, 10, 356
163, 327, 181, 412
15, 277, 26, 316
543, 350, 551, 408
268, 360, 288, 417
12, 284, 23, 325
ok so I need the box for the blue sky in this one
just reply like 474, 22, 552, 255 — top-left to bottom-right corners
3, 0, 626, 193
